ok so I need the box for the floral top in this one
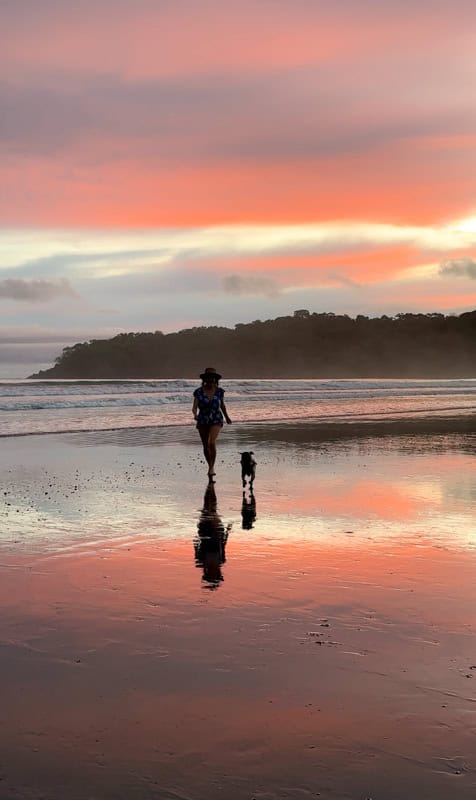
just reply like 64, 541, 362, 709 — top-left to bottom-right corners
193, 386, 225, 426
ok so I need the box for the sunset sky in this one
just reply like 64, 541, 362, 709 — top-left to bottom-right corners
1, 0, 476, 375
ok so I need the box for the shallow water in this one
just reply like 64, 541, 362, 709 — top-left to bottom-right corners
0, 425, 475, 798
1, 377, 475, 436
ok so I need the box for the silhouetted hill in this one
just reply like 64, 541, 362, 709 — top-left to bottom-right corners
29, 310, 476, 379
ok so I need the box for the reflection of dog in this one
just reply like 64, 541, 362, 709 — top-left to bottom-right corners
241, 490, 256, 530
240, 451, 256, 488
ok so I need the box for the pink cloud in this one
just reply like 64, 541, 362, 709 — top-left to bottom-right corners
3, 1, 475, 80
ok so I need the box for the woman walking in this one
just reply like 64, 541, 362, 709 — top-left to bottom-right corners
192, 367, 232, 479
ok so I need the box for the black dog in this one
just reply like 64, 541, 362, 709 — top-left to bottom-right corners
240, 451, 256, 488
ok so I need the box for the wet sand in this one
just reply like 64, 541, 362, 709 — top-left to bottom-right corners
0, 421, 475, 799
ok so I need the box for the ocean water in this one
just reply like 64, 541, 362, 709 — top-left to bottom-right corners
0, 378, 475, 437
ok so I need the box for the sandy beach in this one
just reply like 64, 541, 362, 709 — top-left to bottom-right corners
1, 420, 475, 799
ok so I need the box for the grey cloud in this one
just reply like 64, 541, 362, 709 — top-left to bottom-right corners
150, 268, 214, 294
0, 342, 66, 364
0, 73, 261, 156
8, 248, 174, 278
0, 325, 129, 371
328, 272, 362, 289
88, 265, 218, 297
0, 326, 125, 344
439, 258, 476, 279
2, 49, 475, 164
222, 274, 280, 297
0, 81, 93, 154
92, 263, 279, 297
3, 0, 475, 24
0, 278, 78, 302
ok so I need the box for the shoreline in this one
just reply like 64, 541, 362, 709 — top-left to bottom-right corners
0, 410, 474, 443
239, 412, 476, 444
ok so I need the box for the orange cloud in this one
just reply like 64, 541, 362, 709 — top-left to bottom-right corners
2, 151, 475, 229
195, 245, 424, 286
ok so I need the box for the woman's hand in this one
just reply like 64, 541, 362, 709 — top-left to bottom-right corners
225, 416, 232, 424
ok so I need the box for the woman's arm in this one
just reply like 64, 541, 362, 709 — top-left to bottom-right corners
192, 396, 199, 421
220, 396, 232, 424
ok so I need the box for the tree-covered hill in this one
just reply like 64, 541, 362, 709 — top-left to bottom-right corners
30, 309, 476, 379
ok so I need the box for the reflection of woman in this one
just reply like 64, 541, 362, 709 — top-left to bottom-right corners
192, 367, 232, 479
194, 483, 229, 590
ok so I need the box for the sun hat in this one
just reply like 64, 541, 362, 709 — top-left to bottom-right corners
200, 366, 222, 381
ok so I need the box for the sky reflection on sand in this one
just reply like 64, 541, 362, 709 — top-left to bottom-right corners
0, 428, 475, 798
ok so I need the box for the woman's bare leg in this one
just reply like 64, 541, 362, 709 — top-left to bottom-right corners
197, 426, 211, 468
206, 425, 221, 474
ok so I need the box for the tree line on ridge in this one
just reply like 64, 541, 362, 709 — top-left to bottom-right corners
30, 309, 476, 379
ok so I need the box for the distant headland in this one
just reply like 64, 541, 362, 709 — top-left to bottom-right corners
29, 310, 476, 379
